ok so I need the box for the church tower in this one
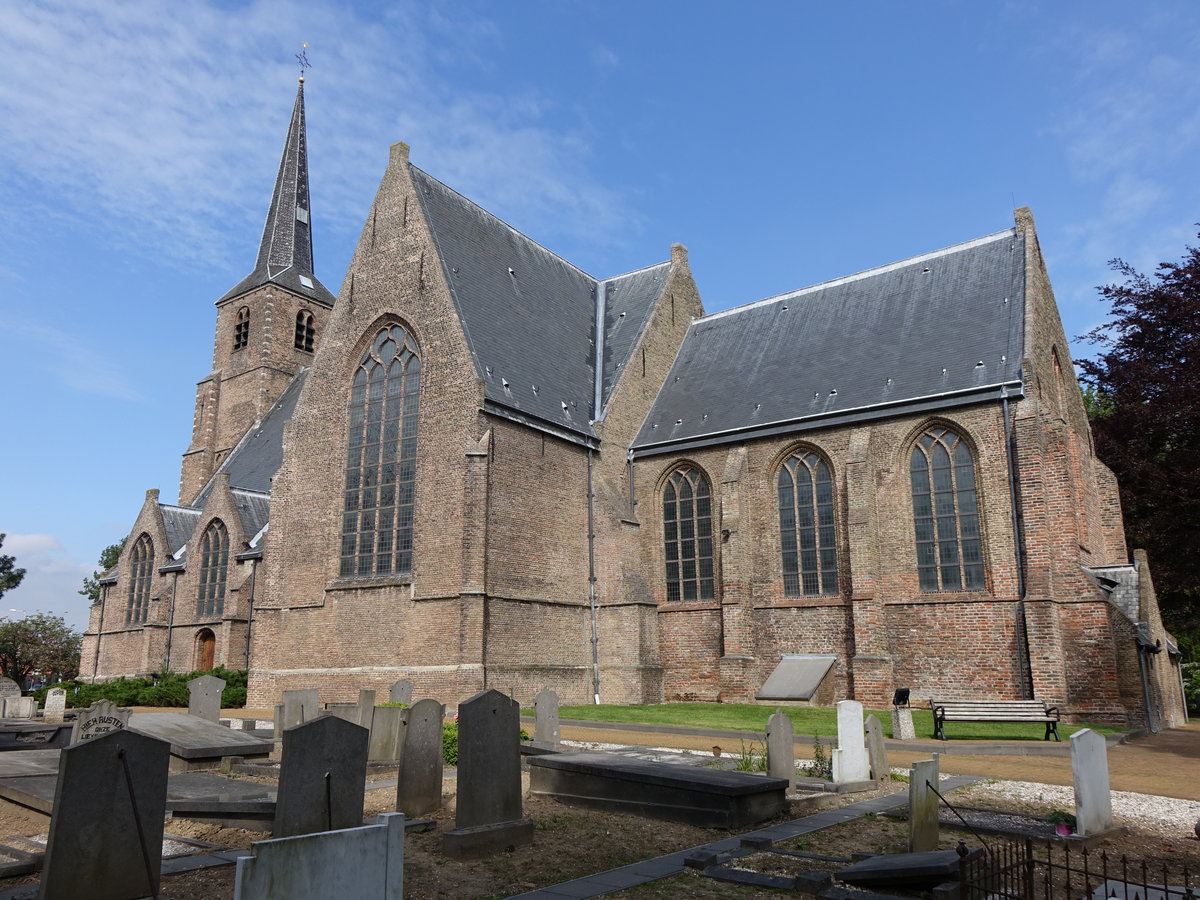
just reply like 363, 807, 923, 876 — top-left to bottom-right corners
180, 77, 336, 504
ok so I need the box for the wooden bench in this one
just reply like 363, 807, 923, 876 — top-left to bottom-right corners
929, 699, 1061, 741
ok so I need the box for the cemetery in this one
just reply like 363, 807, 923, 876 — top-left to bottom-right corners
0, 677, 1188, 898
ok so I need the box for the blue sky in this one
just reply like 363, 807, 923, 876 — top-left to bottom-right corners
2, 0, 1198, 632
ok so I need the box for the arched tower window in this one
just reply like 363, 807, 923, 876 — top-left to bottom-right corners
340, 324, 421, 578
196, 520, 229, 617
662, 467, 715, 602
294, 310, 315, 352
911, 427, 983, 591
125, 534, 154, 625
233, 307, 250, 350
778, 451, 838, 596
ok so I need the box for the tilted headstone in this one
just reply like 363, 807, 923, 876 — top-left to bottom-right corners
908, 755, 940, 852
187, 674, 226, 722
766, 708, 794, 781
43, 688, 67, 724
832, 699, 870, 784
865, 714, 888, 783
534, 687, 560, 748
0, 677, 21, 702
443, 689, 533, 858
274, 714, 369, 838
3, 696, 37, 718
281, 689, 319, 729
388, 678, 414, 705
355, 689, 376, 729
70, 700, 131, 744
369, 705, 406, 764
273, 704, 284, 738
891, 705, 916, 741
396, 698, 444, 816
39, 729, 171, 900
1071, 728, 1114, 836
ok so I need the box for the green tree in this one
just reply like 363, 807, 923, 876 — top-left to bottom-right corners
79, 538, 126, 605
1079, 229, 1200, 638
0, 613, 82, 683
0, 535, 26, 601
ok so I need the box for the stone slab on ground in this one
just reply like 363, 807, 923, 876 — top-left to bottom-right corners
128, 712, 273, 761
838, 848, 973, 889
0, 751, 60, 779
528, 751, 789, 828
0, 725, 70, 752
755, 654, 836, 701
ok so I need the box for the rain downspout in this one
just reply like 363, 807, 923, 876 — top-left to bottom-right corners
1001, 386, 1034, 697
163, 571, 179, 671
92, 583, 107, 681
586, 280, 607, 705
244, 558, 257, 668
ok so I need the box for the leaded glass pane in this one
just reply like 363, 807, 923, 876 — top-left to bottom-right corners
662, 468, 715, 601
778, 452, 839, 596
910, 428, 985, 591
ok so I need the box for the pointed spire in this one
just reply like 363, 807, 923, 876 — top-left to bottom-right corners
219, 78, 334, 306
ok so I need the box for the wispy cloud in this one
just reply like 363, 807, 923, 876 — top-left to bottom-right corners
0, 0, 629, 273
0, 534, 94, 632
1, 319, 145, 402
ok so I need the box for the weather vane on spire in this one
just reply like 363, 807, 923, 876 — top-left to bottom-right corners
296, 42, 311, 82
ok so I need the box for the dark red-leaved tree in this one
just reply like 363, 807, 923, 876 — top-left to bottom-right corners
1079, 230, 1200, 639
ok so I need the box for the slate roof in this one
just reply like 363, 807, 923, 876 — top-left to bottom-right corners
633, 229, 1026, 455
219, 81, 335, 307
160, 505, 202, 556
411, 166, 669, 444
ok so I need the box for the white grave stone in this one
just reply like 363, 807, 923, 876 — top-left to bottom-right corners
832, 699, 870, 784
3, 697, 36, 718
766, 708, 794, 781
534, 687, 560, 748
908, 754, 940, 852
43, 688, 67, 724
1071, 728, 1114, 837
70, 699, 131, 744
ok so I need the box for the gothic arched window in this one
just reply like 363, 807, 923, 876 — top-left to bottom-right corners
196, 520, 229, 617
662, 467, 715, 602
911, 427, 984, 591
340, 324, 421, 578
126, 534, 154, 625
778, 451, 838, 596
294, 311, 315, 352
233, 307, 250, 350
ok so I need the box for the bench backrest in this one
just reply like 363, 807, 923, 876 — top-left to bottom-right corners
931, 699, 1054, 719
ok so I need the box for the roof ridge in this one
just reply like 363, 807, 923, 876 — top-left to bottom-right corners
159, 503, 202, 513
702, 228, 1017, 323
408, 164, 599, 283
603, 259, 671, 282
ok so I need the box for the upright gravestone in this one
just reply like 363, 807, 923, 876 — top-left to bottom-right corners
389, 679, 414, 705
43, 688, 67, 725
865, 714, 888, 783
281, 689, 319, 729
275, 714, 370, 838
908, 755, 940, 852
1071, 728, 1114, 837
766, 708, 794, 781
891, 705, 916, 741
355, 689, 377, 729
396, 698, 444, 816
39, 729, 171, 900
3, 697, 37, 718
70, 700, 131, 744
187, 674, 226, 722
368, 705, 406, 764
534, 687, 560, 749
443, 689, 533, 859
0, 677, 21, 707
832, 699, 870, 784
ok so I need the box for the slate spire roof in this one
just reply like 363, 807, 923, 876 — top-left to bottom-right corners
219, 79, 335, 306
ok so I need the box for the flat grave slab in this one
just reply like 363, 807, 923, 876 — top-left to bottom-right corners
528, 751, 788, 828
129, 712, 273, 765
0, 725, 71, 752
0, 751, 60, 779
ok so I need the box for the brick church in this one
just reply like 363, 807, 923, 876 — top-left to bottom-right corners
83, 81, 1186, 728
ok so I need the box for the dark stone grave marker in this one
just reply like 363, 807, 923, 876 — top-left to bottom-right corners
274, 714, 369, 837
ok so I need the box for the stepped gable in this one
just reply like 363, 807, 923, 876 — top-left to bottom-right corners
634, 229, 1026, 454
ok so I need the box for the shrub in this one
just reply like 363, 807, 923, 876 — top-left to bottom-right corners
29, 669, 249, 709
1183, 661, 1200, 715
441, 720, 530, 766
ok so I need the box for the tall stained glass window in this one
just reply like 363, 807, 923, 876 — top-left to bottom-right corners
340, 324, 420, 578
911, 427, 984, 591
778, 451, 838, 596
196, 520, 228, 617
662, 468, 715, 601
126, 534, 154, 625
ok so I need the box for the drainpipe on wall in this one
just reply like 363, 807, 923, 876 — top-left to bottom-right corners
92, 583, 107, 681
587, 448, 601, 704
163, 571, 179, 672
244, 558, 257, 669
1001, 387, 1034, 698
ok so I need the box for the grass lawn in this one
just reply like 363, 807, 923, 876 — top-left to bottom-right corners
523, 702, 1122, 742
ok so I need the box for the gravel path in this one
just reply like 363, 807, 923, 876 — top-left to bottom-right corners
958, 779, 1200, 833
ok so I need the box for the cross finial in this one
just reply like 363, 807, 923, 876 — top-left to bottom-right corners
296, 42, 311, 83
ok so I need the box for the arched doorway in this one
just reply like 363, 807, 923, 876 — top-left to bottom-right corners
195, 629, 216, 671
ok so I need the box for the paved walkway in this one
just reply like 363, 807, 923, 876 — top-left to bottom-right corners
505, 775, 980, 899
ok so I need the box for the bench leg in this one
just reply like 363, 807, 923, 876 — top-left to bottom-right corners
1046, 721, 1061, 742
934, 718, 946, 741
